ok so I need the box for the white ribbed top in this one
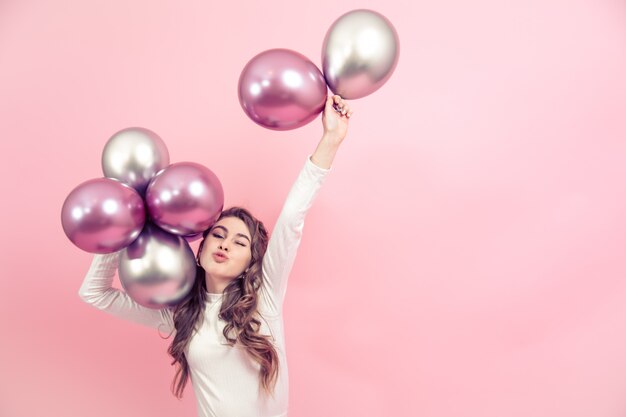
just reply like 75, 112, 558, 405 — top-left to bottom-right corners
78, 155, 330, 417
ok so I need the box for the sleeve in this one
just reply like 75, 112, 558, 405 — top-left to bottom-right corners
78, 251, 175, 335
258, 154, 331, 316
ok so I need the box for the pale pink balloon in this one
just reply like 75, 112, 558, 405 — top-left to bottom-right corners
61, 178, 146, 253
238, 48, 328, 130
145, 162, 224, 236
183, 232, 203, 243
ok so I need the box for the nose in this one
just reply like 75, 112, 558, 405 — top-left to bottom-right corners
218, 242, 228, 251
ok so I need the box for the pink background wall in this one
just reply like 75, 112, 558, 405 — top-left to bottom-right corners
1, 0, 625, 416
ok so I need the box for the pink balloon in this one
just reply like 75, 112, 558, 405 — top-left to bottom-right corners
61, 178, 146, 253
238, 48, 328, 130
145, 162, 224, 236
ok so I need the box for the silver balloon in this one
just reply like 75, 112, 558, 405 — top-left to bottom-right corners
102, 127, 170, 197
118, 222, 196, 309
322, 9, 400, 99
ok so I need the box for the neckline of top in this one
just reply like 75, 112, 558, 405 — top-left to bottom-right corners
206, 292, 223, 302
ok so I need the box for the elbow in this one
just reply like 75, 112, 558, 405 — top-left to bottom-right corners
78, 289, 92, 304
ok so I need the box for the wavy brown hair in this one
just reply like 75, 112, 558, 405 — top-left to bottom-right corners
161, 207, 279, 400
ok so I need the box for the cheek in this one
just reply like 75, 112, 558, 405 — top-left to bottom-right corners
200, 241, 215, 260
235, 249, 252, 265
204, 238, 218, 252
244, 250, 253, 266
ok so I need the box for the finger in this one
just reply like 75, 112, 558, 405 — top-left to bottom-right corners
325, 95, 335, 112
329, 97, 345, 114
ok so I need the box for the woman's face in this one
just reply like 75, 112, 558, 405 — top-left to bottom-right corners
199, 216, 253, 281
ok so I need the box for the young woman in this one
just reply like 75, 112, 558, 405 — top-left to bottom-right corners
78, 94, 353, 417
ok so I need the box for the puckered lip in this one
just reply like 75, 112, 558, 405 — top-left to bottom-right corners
212, 251, 229, 260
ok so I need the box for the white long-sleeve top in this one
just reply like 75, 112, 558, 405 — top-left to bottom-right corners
78, 155, 331, 417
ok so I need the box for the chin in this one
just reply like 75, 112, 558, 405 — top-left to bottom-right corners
206, 265, 232, 277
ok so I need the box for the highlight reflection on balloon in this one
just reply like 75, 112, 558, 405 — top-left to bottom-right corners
322, 9, 400, 99
118, 222, 197, 309
61, 178, 146, 254
238, 48, 328, 130
102, 127, 170, 197
145, 161, 224, 236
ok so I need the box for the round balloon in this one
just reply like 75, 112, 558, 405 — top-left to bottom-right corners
119, 222, 196, 309
61, 177, 146, 253
238, 48, 328, 130
183, 232, 204, 243
322, 9, 400, 99
145, 161, 224, 236
102, 127, 170, 197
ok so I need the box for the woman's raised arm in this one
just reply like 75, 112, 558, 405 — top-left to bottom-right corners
258, 95, 352, 315
258, 154, 331, 315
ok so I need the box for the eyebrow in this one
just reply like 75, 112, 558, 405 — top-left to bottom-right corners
211, 225, 251, 243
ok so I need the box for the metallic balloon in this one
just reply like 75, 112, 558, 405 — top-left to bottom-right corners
61, 177, 146, 253
102, 127, 170, 197
145, 161, 224, 236
238, 48, 328, 130
183, 232, 204, 243
118, 222, 196, 309
322, 9, 400, 99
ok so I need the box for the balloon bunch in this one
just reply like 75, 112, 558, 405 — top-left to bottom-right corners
62, 127, 225, 309
238, 9, 400, 131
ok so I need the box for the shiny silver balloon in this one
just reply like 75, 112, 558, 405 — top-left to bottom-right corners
118, 222, 197, 309
322, 9, 400, 99
102, 127, 170, 197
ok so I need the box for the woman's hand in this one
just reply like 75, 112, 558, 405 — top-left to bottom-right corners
322, 94, 353, 145
310, 95, 353, 169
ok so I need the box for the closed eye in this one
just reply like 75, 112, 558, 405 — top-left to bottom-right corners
212, 233, 246, 247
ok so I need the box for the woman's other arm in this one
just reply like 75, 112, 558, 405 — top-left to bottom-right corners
78, 251, 174, 334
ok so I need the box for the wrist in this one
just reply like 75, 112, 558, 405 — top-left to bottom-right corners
311, 135, 340, 169
321, 132, 345, 146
